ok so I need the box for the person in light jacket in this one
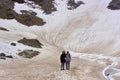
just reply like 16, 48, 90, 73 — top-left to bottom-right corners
65, 51, 71, 70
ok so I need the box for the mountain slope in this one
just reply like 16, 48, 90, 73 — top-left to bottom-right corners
0, 0, 120, 80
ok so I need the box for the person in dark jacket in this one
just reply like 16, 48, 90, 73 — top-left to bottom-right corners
65, 51, 71, 70
60, 51, 66, 70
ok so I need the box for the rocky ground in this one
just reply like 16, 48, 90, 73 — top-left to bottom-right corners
0, 0, 45, 26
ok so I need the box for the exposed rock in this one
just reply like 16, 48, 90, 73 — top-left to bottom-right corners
16, 13, 45, 26
6, 55, 13, 58
18, 37, 42, 48
20, 10, 37, 16
0, 0, 46, 26
0, 53, 13, 60
67, 0, 84, 10
0, 27, 9, 31
0, 0, 16, 19
28, 0, 57, 14
17, 49, 21, 52
10, 42, 16, 46
18, 50, 39, 58
0, 53, 6, 60
11, 0, 25, 3
107, 0, 120, 10
0, 0, 14, 9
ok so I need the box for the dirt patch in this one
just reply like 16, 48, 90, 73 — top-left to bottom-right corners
114, 61, 120, 69
73, 58, 105, 79
113, 76, 120, 80
0, 49, 107, 80
112, 50, 120, 57
81, 40, 114, 54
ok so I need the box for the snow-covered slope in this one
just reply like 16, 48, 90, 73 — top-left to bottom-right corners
0, 0, 120, 80
1, 0, 119, 55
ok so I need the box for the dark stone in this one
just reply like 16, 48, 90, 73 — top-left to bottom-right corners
6, 55, 13, 58
17, 49, 21, 51
20, 10, 37, 16
67, 0, 85, 10
0, 0, 16, 19
0, 53, 6, 60
0, 53, 6, 56
11, 0, 25, 3
107, 0, 120, 10
18, 50, 40, 58
10, 42, 16, 46
15, 13, 46, 26
0, 27, 9, 31
106, 73, 109, 76
18, 37, 42, 48
6, 9, 15, 19
28, 0, 57, 14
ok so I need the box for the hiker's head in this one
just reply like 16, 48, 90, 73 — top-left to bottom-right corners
62, 51, 65, 54
67, 51, 69, 54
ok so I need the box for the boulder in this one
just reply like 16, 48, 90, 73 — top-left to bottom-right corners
10, 42, 16, 46
6, 55, 13, 58
18, 38, 42, 48
107, 0, 120, 10
28, 0, 57, 14
0, 53, 6, 60
0, 27, 9, 31
18, 50, 39, 58
67, 0, 84, 10
11, 0, 25, 3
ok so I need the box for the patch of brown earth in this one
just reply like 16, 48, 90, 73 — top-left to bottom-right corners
0, 48, 106, 80
81, 40, 114, 54
112, 50, 120, 57
113, 76, 120, 80
114, 61, 120, 69
71, 58, 106, 80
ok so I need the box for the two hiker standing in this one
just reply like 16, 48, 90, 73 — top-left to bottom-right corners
60, 51, 71, 70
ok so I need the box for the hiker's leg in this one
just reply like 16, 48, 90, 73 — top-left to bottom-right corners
61, 62, 65, 70
63, 62, 65, 70
61, 63, 63, 70
68, 62, 70, 70
66, 61, 70, 70
66, 62, 68, 70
